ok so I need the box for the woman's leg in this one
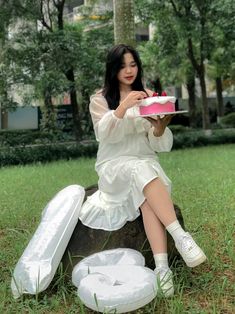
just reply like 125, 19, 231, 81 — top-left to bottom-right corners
143, 178, 176, 227
140, 200, 167, 254
143, 177, 207, 268
140, 200, 174, 297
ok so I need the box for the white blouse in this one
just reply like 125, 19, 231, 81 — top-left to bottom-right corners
89, 94, 173, 170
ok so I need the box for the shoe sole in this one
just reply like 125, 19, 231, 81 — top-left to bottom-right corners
185, 252, 207, 268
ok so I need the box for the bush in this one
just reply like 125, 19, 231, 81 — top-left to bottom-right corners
220, 113, 235, 128
173, 128, 235, 149
0, 141, 98, 167
0, 129, 76, 147
0, 129, 234, 167
169, 125, 192, 134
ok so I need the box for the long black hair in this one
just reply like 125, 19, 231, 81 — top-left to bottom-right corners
102, 44, 146, 110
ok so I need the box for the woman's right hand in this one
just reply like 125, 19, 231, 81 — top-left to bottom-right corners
120, 91, 147, 109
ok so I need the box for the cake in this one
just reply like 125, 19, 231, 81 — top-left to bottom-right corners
139, 96, 177, 116
126, 94, 187, 119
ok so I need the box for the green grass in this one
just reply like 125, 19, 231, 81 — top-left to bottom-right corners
0, 144, 234, 313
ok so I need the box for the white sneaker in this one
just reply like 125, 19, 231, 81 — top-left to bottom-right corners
176, 232, 207, 267
154, 267, 174, 297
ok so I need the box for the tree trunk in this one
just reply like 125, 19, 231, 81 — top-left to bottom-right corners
113, 0, 136, 47
65, 68, 83, 141
0, 108, 8, 129
40, 89, 57, 131
198, 67, 210, 130
151, 77, 162, 95
215, 76, 224, 123
187, 38, 210, 130
186, 70, 197, 128
55, 0, 82, 140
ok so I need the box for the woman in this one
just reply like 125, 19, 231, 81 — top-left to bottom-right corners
79, 44, 206, 296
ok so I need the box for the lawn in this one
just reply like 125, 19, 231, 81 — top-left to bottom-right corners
0, 144, 234, 313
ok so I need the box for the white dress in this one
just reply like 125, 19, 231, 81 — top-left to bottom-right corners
78, 94, 173, 231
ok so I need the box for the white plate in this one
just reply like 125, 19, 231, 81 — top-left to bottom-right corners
138, 110, 188, 118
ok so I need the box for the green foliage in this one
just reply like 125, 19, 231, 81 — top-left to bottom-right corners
75, 25, 114, 135
173, 128, 235, 149
168, 125, 192, 134
136, 2, 189, 88
2, 0, 113, 138
136, 0, 235, 129
207, 0, 235, 84
0, 129, 75, 147
7, 23, 84, 101
0, 141, 98, 167
138, 0, 217, 73
0, 128, 234, 167
220, 112, 235, 128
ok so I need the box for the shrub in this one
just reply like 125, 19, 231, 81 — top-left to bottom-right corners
169, 125, 192, 134
0, 141, 98, 167
0, 129, 76, 147
220, 113, 235, 128
0, 129, 234, 167
173, 129, 235, 149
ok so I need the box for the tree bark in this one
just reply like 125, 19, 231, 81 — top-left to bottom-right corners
48, 0, 82, 140
0, 109, 8, 129
215, 76, 224, 123
198, 67, 210, 130
151, 77, 162, 95
113, 0, 136, 47
186, 69, 197, 128
41, 88, 56, 131
187, 38, 210, 129
65, 68, 83, 141
54, 0, 65, 30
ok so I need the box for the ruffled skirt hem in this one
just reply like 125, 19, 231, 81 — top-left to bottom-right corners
78, 159, 171, 231
78, 175, 157, 231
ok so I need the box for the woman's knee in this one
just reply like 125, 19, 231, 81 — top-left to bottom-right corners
143, 177, 170, 196
140, 200, 153, 214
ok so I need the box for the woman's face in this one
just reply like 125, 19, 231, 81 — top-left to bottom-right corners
117, 52, 138, 88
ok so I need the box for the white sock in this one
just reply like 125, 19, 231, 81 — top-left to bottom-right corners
154, 253, 169, 269
166, 220, 186, 242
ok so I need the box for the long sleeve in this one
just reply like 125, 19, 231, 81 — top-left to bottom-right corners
89, 94, 136, 143
147, 127, 173, 152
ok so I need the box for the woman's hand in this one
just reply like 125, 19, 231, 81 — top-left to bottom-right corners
120, 91, 147, 109
146, 115, 174, 137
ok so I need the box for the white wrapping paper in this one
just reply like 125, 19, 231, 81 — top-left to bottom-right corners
11, 185, 85, 298
72, 248, 157, 313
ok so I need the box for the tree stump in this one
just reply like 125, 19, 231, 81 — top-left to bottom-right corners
62, 185, 185, 274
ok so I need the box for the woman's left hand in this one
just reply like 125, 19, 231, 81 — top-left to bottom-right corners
145, 115, 174, 137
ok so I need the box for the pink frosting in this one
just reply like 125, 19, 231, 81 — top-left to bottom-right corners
139, 101, 175, 115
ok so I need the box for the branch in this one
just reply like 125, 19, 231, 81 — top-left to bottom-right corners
40, 0, 53, 31
187, 38, 200, 74
53, 0, 65, 30
200, 19, 205, 66
169, 0, 182, 17
53, 0, 65, 9
52, 0, 59, 9
46, 0, 53, 30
